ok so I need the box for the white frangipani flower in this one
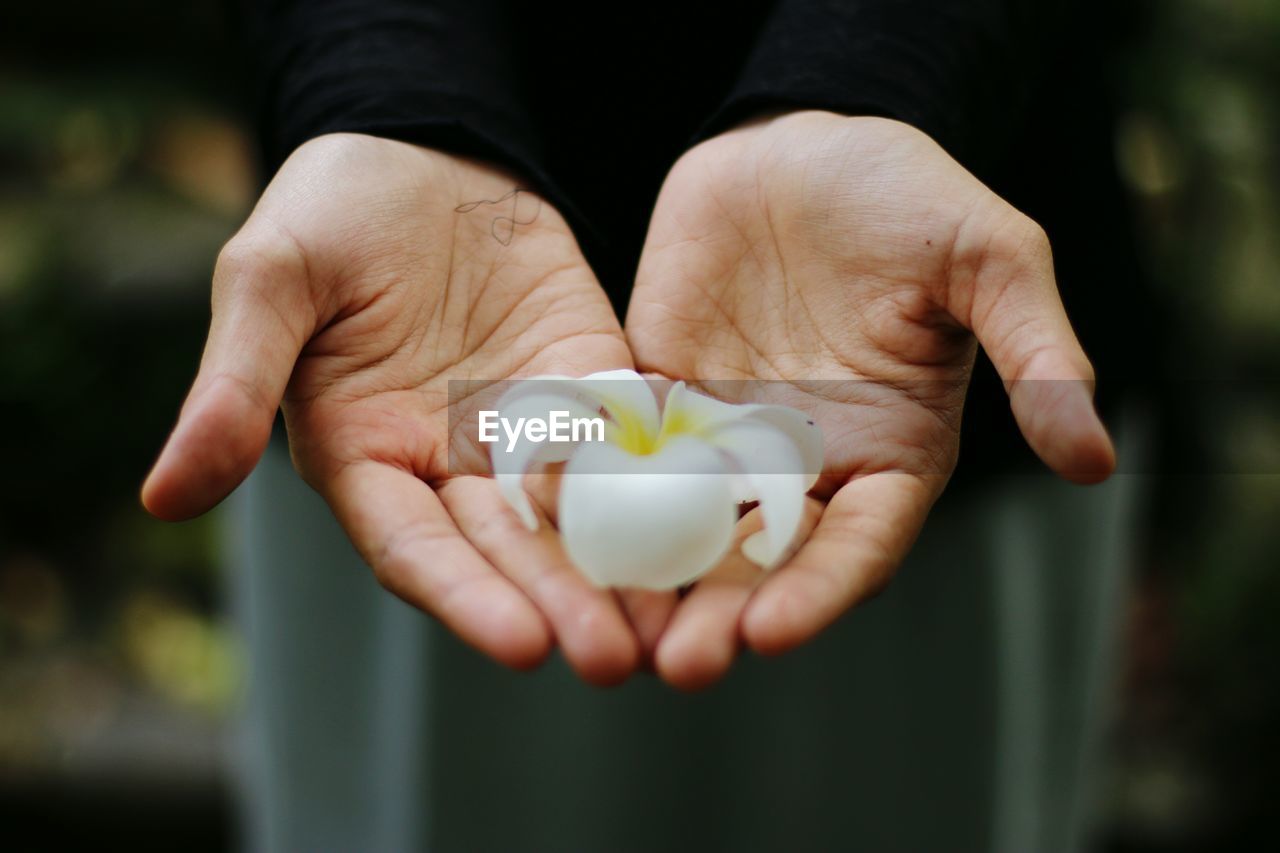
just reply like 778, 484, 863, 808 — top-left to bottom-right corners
489, 370, 823, 590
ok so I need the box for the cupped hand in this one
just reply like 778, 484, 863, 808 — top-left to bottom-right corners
142, 133, 649, 683
625, 112, 1116, 689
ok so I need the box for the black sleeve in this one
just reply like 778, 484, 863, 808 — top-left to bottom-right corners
239, 0, 558, 198
699, 0, 1065, 174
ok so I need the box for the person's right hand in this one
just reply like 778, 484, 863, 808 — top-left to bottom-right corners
141, 133, 647, 684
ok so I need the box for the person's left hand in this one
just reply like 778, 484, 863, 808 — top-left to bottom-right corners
625, 111, 1116, 689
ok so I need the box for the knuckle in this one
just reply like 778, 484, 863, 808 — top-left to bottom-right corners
990, 210, 1052, 268
950, 202, 1053, 298
1020, 219, 1053, 263
373, 514, 463, 603
371, 554, 407, 598
470, 507, 523, 546
213, 228, 307, 297
370, 523, 429, 597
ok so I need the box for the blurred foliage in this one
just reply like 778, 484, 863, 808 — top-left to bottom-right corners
0, 0, 1277, 850
1105, 0, 1280, 848
0, 4, 250, 823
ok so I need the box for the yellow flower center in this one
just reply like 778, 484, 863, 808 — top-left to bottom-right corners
607, 404, 701, 456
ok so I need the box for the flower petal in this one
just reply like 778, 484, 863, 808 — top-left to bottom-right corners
663, 382, 824, 488
558, 436, 736, 589
575, 369, 662, 447
710, 420, 808, 568
489, 392, 603, 529
496, 369, 662, 454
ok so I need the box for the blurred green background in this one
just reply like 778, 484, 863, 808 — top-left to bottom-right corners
0, 0, 1277, 849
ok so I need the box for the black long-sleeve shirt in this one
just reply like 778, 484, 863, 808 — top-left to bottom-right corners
241, 0, 1148, 474
242, 0, 1067, 276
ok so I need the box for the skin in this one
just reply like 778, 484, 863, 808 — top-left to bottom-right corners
625, 112, 1115, 690
141, 133, 670, 685
145, 114, 1114, 690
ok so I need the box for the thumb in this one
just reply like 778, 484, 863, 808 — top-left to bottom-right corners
142, 229, 315, 520
958, 210, 1116, 484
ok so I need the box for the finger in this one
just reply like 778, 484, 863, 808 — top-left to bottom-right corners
959, 211, 1116, 483
524, 448, 679, 666
439, 477, 640, 686
616, 589, 679, 670
142, 231, 317, 519
741, 473, 938, 656
655, 501, 820, 691
326, 461, 552, 671
654, 520, 764, 691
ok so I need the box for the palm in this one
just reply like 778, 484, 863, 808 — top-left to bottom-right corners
276, 138, 626, 486
627, 113, 1114, 688
630, 113, 979, 488
145, 134, 646, 683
